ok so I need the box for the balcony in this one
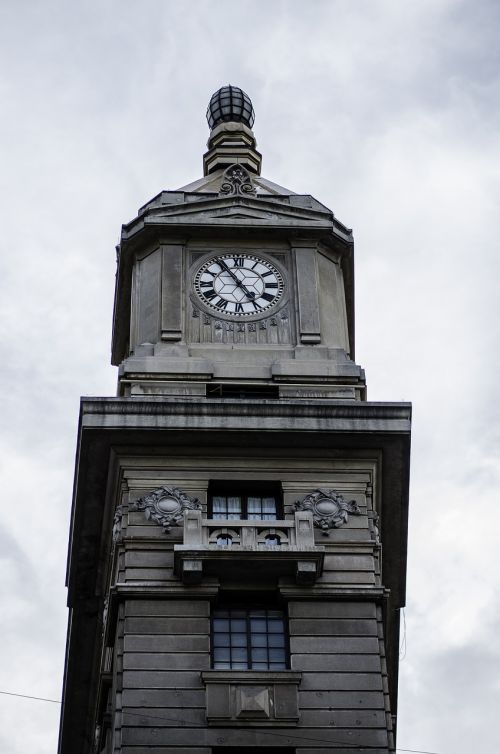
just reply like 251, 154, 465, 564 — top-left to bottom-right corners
174, 510, 324, 585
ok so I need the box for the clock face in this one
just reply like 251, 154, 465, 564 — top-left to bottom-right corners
194, 253, 285, 317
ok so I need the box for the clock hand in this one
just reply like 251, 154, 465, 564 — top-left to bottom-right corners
217, 259, 256, 300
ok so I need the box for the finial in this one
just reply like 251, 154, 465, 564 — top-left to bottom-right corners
206, 85, 255, 130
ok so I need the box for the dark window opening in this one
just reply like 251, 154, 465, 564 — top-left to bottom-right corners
213, 750, 295, 754
206, 383, 280, 400
208, 481, 282, 520
212, 604, 288, 671
212, 750, 295, 754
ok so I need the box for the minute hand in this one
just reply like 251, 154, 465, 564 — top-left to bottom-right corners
217, 259, 256, 300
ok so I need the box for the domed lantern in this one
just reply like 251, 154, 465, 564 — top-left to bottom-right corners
206, 85, 255, 130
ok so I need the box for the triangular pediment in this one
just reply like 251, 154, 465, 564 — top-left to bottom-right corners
132, 195, 333, 233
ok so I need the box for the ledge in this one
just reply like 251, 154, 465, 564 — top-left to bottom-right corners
202, 670, 302, 683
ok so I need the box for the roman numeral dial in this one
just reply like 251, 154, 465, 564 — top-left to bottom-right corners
194, 253, 285, 317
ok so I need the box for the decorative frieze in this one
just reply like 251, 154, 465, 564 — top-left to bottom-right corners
295, 489, 362, 533
190, 307, 290, 344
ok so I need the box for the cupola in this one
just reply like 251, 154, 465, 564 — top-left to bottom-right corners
203, 85, 262, 176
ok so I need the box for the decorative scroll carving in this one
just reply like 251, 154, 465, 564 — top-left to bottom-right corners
131, 486, 201, 533
295, 489, 361, 533
220, 164, 256, 197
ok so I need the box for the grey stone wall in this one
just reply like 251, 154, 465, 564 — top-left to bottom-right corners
99, 451, 392, 752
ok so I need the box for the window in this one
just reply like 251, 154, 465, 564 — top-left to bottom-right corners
209, 482, 281, 520
212, 750, 295, 754
212, 606, 288, 670
206, 383, 279, 400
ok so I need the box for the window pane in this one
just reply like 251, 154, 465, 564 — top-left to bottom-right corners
269, 648, 286, 662
214, 648, 230, 662
247, 496, 262, 519
268, 634, 285, 647
251, 634, 267, 647
231, 633, 247, 647
227, 496, 242, 516
212, 496, 227, 517
213, 618, 229, 632
212, 495, 242, 519
263, 497, 277, 515
231, 648, 247, 662
213, 634, 230, 647
230, 619, 246, 632
250, 618, 267, 632
268, 619, 284, 633
251, 648, 268, 662
246, 496, 277, 520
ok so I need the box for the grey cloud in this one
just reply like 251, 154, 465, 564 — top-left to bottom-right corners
1, 0, 499, 752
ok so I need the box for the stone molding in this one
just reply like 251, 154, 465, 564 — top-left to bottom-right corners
131, 486, 201, 533
295, 488, 362, 532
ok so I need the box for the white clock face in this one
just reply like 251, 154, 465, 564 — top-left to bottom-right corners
194, 253, 285, 317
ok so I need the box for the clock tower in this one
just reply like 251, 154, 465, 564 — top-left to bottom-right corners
59, 86, 411, 754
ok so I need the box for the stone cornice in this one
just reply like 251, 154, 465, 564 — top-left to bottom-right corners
79, 396, 411, 432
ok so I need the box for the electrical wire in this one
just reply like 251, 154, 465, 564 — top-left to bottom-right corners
0, 690, 61, 704
399, 606, 407, 661
0, 688, 441, 754
119, 708, 440, 753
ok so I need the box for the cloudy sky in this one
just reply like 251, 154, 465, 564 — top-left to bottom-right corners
1, 0, 499, 752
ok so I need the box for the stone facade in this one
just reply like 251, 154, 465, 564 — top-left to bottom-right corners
58, 88, 411, 754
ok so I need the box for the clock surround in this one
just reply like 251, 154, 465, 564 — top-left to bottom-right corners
192, 251, 286, 320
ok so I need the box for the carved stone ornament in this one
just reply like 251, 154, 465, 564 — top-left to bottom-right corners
131, 486, 201, 533
295, 489, 362, 533
219, 164, 256, 197
112, 504, 127, 543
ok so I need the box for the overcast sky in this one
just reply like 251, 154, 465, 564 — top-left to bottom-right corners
1, 1, 499, 752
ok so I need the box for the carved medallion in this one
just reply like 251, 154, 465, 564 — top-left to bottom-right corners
219, 164, 256, 197
131, 486, 201, 533
295, 489, 361, 532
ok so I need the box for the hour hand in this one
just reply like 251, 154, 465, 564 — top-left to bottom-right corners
218, 259, 255, 300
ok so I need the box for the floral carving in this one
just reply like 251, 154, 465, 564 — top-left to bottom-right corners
219, 164, 256, 197
131, 486, 201, 533
295, 489, 361, 533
